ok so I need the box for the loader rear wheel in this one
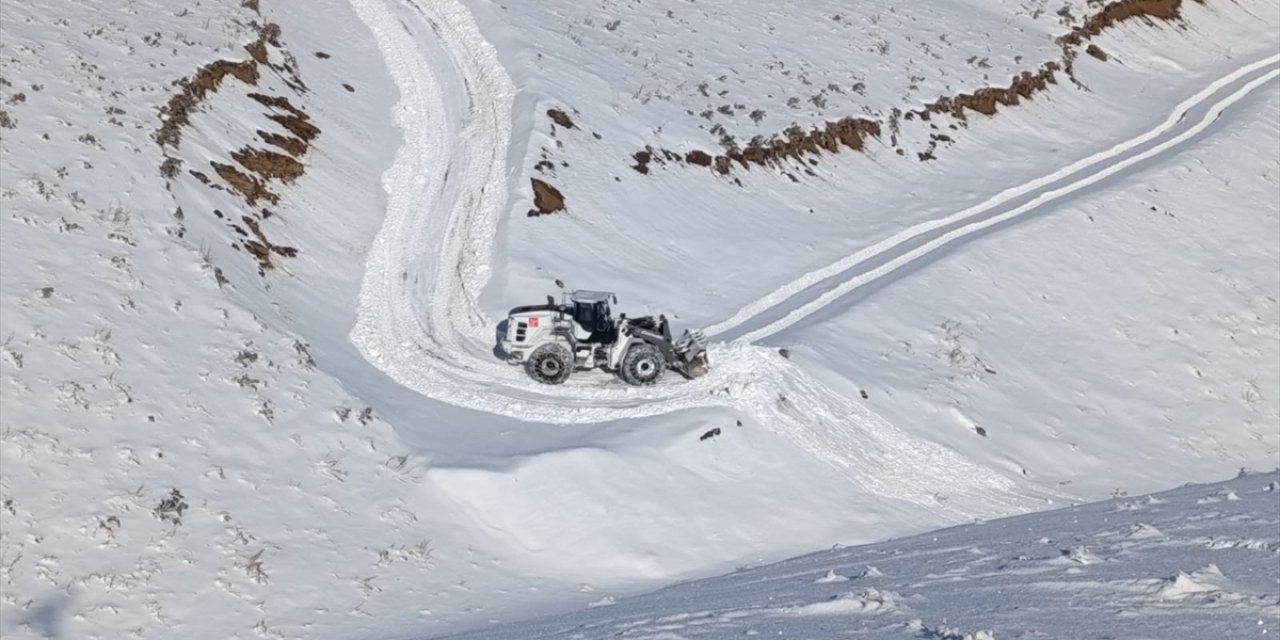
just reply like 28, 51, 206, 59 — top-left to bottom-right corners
620, 343, 665, 386
526, 343, 572, 385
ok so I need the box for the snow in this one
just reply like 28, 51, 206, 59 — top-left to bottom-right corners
782, 79, 1280, 498
1, 0, 1277, 638
446, 471, 1280, 639
710, 55, 1280, 343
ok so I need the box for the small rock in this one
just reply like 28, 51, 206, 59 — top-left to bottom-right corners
530, 178, 565, 215
546, 108, 575, 129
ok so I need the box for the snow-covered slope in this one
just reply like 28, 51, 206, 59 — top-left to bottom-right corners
447, 471, 1280, 640
780, 80, 1280, 499
468, 0, 1280, 328
1, 0, 1277, 638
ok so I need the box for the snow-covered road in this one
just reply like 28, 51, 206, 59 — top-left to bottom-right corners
346, 0, 1276, 517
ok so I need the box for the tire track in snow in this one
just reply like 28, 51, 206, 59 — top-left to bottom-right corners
346, 0, 1273, 518
347, 0, 1036, 519
706, 55, 1280, 343
348, 0, 790, 427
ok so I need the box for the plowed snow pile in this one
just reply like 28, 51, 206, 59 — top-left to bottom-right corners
0, 0, 1276, 638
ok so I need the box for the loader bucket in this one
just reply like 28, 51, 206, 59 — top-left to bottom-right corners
670, 327, 710, 379
685, 352, 710, 378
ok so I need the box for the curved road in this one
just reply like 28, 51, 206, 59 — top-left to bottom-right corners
346, 0, 1278, 517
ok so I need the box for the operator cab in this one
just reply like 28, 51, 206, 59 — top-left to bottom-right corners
569, 290, 617, 344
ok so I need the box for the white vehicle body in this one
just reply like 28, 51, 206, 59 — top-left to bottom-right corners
501, 289, 708, 385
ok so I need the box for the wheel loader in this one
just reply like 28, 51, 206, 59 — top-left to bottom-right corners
501, 288, 709, 386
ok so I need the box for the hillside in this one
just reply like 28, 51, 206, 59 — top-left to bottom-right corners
446, 471, 1280, 639
1, 0, 1276, 638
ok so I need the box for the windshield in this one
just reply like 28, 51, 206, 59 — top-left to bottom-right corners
574, 301, 610, 333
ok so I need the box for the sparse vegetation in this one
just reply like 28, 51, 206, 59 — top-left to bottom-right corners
154, 24, 317, 276
153, 489, 189, 526
241, 549, 268, 584
628, 0, 1198, 177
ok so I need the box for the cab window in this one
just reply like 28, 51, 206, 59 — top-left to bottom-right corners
574, 301, 610, 333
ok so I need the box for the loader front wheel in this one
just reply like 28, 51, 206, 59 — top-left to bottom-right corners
526, 343, 572, 385
620, 343, 665, 386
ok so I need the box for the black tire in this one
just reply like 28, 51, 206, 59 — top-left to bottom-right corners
525, 343, 572, 384
619, 343, 665, 386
